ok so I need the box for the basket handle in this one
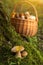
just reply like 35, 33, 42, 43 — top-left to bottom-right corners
14, 0, 38, 22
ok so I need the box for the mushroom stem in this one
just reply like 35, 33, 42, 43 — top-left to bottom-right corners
16, 51, 22, 58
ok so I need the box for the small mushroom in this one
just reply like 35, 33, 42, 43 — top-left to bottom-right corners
11, 11, 16, 18
29, 15, 36, 20
15, 13, 19, 18
11, 46, 24, 58
19, 13, 25, 20
21, 51, 28, 57
25, 12, 30, 16
25, 12, 30, 19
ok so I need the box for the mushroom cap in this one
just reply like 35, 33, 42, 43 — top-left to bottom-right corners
11, 46, 24, 52
15, 13, 19, 18
11, 11, 16, 18
29, 15, 36, 20
25, 12, 30, 16
21, 51, 28, 57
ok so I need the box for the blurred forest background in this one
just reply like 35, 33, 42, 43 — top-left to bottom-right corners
0, 0, 43, 65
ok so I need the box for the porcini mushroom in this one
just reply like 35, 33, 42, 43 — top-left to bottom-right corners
11, 11, 16, 18
19, 13, 25, 20
11, 46, 24, 58
21, 51, 28, 57
25, 12, 30, 19
15, 13, 19, 18
29, 15, 36, 20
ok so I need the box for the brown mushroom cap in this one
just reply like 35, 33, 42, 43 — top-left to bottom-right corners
11, 11, 16, 18
21, 51, 28, 57
11, 46, 25, 52
25, 12, 30, 16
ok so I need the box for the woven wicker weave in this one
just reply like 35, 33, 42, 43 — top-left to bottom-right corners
11, 1, 38, 37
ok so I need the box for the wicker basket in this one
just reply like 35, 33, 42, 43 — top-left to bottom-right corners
11, 1, 38, 37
